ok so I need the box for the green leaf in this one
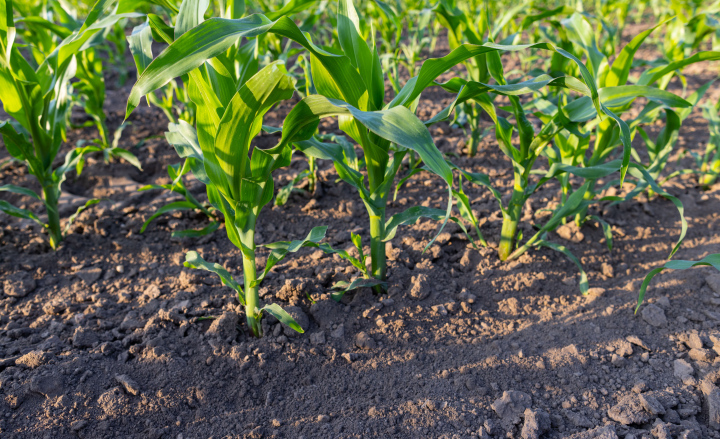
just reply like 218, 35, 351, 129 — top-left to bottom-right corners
184, 250, 244, 302
213, 61, 294, 201
0, 184, 40, 200
254, 226, 328, 286
64, 199, 100, 234
140, 200, 196, 233
261, 303, 304, 333
126, 14, 277, 117
390, 41, 601, 115
175, 0, 210, 39
638, 51, 720, 87
280, 95, 452, 185
109, 147, 143, 170
599, 86, 692, 110
589, 215, 613, 252
331, 277, 387, 301
383, 206, 449, 242
127, 20, 154, 74
0, 200, 45, 226
604, 19, 670, 87
637, 254, 720, 312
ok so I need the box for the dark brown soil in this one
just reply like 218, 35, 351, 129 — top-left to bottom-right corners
2, 25, 720, 439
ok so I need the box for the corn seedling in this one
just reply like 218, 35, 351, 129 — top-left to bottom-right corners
0, 0, 141, 249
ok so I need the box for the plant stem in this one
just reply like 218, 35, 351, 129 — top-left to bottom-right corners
499, 190, 524, 261
238, 213, 261, 337
369, 210, 387, 291
308, 156, 316, 194
42, 185, 61, 250
498, 214, 518, 261
242, 253, 261, 337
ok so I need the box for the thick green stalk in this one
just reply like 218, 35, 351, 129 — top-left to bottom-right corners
242, 252, 261, 337
308, 156, 316, 194
42, 185, 61, 250
701, 159, 720, 188
499, 187, 524, 261
369, 210, 387, 283
238, 213, 261, 337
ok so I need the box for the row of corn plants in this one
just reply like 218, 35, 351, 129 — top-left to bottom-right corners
1, 0, 719, 331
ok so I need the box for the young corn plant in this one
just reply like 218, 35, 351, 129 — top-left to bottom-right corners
432, 0, 574, 157
553, 14, 717, 237
125, 0, 450, 327
16, 1, 141, 167
130, 59, 317, 336
0, 0, 140, 249
388, 13, 692, 291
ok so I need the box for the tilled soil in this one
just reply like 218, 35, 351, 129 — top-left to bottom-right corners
2, 29, 720, 439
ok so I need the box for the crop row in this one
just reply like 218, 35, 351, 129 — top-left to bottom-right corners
1, 0, 720, 335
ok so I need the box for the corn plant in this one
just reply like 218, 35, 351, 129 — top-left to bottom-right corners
433, 0, 574, 156
127, 0, 467, 296
553, 15, 717, 232
0, 0, 141, 249
133, 58, 316, 336
383, 13, 695, 296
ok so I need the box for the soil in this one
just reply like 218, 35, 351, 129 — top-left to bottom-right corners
2, 22, 720, 439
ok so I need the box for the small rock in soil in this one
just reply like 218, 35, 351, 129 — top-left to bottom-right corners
701, 380, 720, 429
409, 273, 430, 300
491, 390, 532, 425
76, 267, 103, 284
70, 420, 87, 431
707, 274, 720, 295
72, 327, 99, 348
688, 347, 713, 362
673, 359, 694, 384
30, 374, 64, 398
115, 374, 141, 395
640, 304, 667, 327
3, 272, 36, 298
608, 394, 652, 425
15, 350, 48, 369
141, 284, 162, 302
42, 299, 67, 315
556, 223, 584, 243
309, 331, 325, 345
626, 335, 650, 350
354, 332, 376, 350
638, 393, 665, 415
521, 408, 550, 439
97, 387, 127, 415
565, 410, 594, 428
566, 425, 619, 439
207, 312, 239, 341
685, 331, 704, 349
341, 353, 358, 363
282, 307, 309, 337
330, 324, 345, 339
